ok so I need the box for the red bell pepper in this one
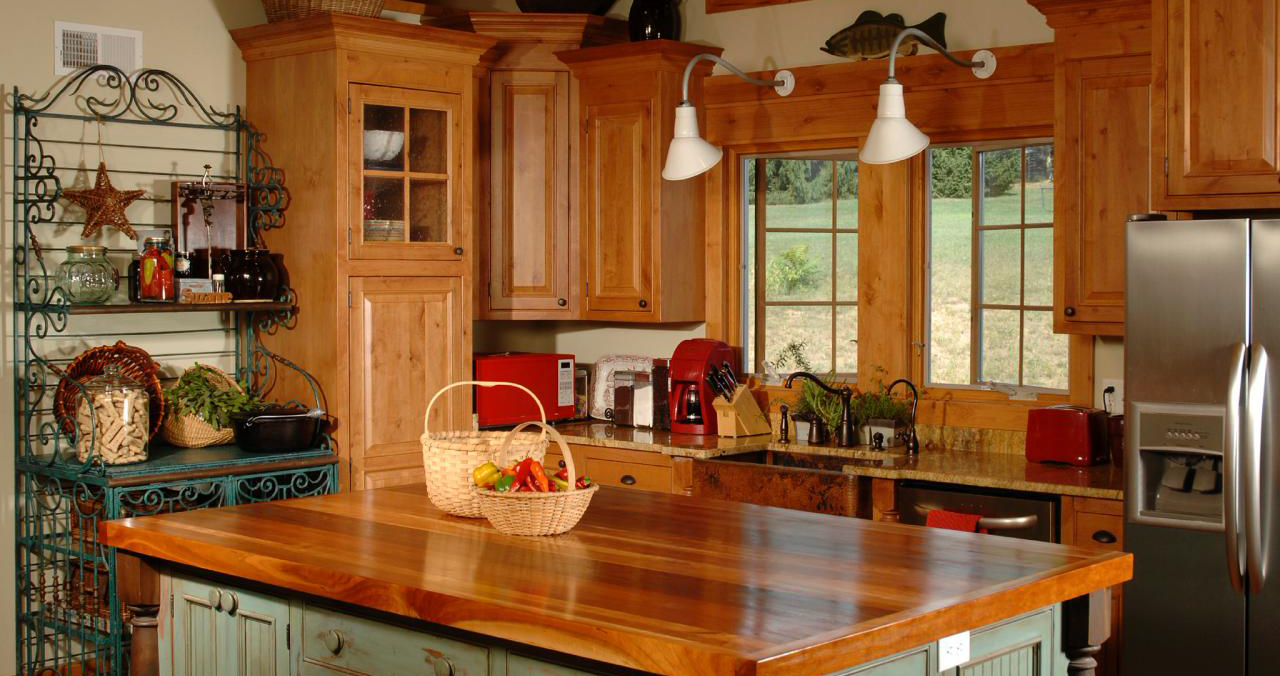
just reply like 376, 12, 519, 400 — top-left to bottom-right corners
514, 457, 533, 487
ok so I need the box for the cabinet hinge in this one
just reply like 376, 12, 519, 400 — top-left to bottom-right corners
286, 623, 291, 650
347, 227, 352, 245
1164, 157, 1169, 176
169, 592, 173, 616
347, 97, 352, 114
348, 291, 352, 308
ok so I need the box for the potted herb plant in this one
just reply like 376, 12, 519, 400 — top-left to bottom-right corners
162, 364, 264, 448
790, 372, 847, 445
854, 388, 911, 448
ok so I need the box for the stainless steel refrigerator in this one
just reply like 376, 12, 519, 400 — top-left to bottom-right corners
1125, 217, 1280, 675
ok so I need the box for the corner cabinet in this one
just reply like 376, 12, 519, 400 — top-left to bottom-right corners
560, 41, 718, 322
1033, 0, 1151, 336
1153, 0, 1280, 210
166, 574, 290, 676
232, 15, 494, 490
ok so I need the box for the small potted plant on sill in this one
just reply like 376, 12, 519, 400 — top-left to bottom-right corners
854, 387, 911, 448
790, 372, 847, 446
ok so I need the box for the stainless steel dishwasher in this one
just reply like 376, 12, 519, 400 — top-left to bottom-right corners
895, 481, 1058, 542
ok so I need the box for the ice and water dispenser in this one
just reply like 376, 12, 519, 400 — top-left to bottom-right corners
1128, 403, 1226, 531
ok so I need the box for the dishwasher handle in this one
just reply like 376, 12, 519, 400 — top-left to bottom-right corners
911, 504, 1038, 531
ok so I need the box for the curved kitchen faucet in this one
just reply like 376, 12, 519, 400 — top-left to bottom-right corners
783, 372, 856, 447
887, 378, 921, 455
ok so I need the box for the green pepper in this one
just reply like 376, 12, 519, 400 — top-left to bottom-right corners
494, 474, 516, 493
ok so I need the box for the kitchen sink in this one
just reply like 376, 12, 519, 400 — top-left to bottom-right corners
716, 448, 912, 471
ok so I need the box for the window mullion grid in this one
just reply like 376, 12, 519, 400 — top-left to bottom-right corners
754, 158, 767, 373
830, 160, 839, 374
1018, 147, 1027, 387
970, 147, 982, 386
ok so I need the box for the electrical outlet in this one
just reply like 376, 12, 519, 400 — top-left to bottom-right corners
1100, 379, 1125, 415
938, 631, 970, 671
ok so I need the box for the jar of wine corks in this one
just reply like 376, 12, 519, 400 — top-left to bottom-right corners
75, 364, 149, 464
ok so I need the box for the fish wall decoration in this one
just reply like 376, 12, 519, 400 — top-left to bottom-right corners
821, 10, 947, 61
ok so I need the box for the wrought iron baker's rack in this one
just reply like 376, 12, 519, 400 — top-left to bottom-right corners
12, 66, 338, 676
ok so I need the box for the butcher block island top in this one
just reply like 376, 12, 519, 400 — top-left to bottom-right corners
101, 485, 1131, 676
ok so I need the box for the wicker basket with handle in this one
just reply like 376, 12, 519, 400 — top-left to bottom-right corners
475, 421, 598, 536
261, 0, 385, 22
161, 364, 244, 448
421, 381, 548, 518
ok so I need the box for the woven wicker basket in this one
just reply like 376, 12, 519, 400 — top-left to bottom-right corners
54, 340, 165, 441
475, 421, 598, 536
261, 0, 385, 22
421, 381, 548, 518
162, 365, 243, 448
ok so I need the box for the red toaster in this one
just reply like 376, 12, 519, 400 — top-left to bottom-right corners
1025, 405, 1109, 466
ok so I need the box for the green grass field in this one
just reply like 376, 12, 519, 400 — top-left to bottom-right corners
746, 172, 1066, 389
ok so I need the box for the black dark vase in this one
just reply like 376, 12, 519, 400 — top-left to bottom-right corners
629, 0, 680, 41
222, 248, 279, 300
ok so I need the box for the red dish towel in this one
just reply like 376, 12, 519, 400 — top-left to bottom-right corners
926, 509, 986, 533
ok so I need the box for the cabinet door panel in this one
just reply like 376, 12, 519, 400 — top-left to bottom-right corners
172, 576, 223, 676
1162, 0, 1280, 198
349, 277, 467, 489
488, 71, 572, 314
583, 100, 653, 315
1056, 55, 1150, 334
229, 586, 292, 676
349, 84, 467, 261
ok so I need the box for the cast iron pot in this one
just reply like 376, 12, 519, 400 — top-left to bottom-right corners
231, 407, 325, 453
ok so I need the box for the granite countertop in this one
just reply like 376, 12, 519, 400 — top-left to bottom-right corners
551, 421, 1125, 500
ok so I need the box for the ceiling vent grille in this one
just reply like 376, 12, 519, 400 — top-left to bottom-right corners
54, 21, 142, 76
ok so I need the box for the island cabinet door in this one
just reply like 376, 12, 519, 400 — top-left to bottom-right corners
169, 575, 291, 676
349, 276, 468, 490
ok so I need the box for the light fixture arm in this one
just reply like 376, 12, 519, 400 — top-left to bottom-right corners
679, 53, 792, 104
886, 28, 991, 81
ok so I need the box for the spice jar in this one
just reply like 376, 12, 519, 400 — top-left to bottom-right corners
56, 245, 118, 304
139, 236, 175, 302
75, 364, 149, 465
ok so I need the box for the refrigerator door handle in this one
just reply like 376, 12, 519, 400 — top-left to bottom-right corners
1246, 344, 1269, 593
1227, 342, 1248, 593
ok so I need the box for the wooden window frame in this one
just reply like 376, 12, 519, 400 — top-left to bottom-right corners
745, 155, 859, 376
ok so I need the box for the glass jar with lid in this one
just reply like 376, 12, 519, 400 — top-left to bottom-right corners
56, 245, 118, 304
74, 363, 149, 465
139, 236, 175, 302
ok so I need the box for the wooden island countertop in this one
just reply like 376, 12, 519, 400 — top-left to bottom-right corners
101, 485, 1131, 676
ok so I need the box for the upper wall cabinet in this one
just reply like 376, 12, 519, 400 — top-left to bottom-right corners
1033, 0, 1151, 337
560, 40, 718, 323
429, 13, 628, 319
1153, 0, 1280, 209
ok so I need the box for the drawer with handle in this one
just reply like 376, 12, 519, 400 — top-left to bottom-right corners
301, 603, 488, 676
1072, 511, 1124, 552
585, 458, 671, 492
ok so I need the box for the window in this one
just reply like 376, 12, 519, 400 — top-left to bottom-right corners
742, 154, 858, 375
926, 141, 1066, 391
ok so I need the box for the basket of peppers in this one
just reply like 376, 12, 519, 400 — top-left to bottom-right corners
472, 420, 598, 536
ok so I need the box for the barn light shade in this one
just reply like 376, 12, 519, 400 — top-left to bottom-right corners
663, 53, 795, 181
859, 82, 930, 165
860, 29, 998, 165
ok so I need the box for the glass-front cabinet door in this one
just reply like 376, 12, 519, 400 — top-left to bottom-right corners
349, 84, 464, 261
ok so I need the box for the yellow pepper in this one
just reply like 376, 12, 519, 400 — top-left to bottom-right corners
472, 462, 500, 488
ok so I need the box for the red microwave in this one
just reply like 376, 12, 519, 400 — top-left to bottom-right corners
474, 353, 576, 427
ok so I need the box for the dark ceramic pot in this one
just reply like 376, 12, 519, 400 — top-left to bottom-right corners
222, 248, 279, 301
629, 0, 680, 41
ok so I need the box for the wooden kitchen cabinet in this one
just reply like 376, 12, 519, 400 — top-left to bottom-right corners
546, 443, 692, 494
1061, 496, 1125, 676
233, 16, 492, 490
166, 574, 290, 676
1153, 0, 1280, 209
1033, 0, 1150, 336
559, 41, 719, 322
349, 277, 468, 490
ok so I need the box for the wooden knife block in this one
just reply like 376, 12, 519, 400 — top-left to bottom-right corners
711, 386, 772, 438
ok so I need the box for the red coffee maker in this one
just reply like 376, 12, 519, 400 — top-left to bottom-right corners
669, 339, 735, 435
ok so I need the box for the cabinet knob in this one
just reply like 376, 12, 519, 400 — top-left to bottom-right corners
453, 247, 464, 256
1064, 306, 1076, 317
323, 630, 345, 655
218, 590, 239, 614
638, 299, 647, 308
1091, 530, 1117, 544
433, 657, 455, 676
620, 474, 637, 486
557, 298, 567, 307
207, 589, 222, 610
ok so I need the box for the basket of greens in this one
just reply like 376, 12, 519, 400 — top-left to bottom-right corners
162, 364, 263, 448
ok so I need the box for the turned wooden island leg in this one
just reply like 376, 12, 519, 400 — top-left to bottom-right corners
117, 552, 162, 676
871, 478, 900, 522
1063, 589, 1111, 676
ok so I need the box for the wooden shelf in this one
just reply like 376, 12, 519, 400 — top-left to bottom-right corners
19, 301, 293, 315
